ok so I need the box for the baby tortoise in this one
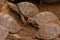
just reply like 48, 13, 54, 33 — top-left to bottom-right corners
42, 0, 60, 3
0, 13, 21, 33
0, 25, 9, 40
27, 12, 60, 28
7, 2, 39, 24
35, 23, 60, 40
18, 2, 39, 18
31, 12, 60, 26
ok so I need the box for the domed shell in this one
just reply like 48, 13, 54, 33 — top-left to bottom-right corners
33, 12, 59, 25
35, 23, 60, 39
0, 13, 21, 33
17, 2, 39, 18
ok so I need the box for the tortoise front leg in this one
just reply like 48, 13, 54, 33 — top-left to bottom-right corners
20, 14, 27, 25
27, 18, 38, 27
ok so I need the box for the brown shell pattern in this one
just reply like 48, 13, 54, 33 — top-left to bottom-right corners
36, 23, 60, 39
33, 12, 59, 25
18, 2, 39, 18
0, 13, 21, 33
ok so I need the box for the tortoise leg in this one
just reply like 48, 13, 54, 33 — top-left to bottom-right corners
27, 18, 38, 27
20, 15, 26, 25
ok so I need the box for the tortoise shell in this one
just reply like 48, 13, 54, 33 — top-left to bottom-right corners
35, 23, 60, 39
0, 25, 9, 40
43, 0, 60, 3
17, 2, 39, 18
0, 13, 21, 33
33, 12, 59, 25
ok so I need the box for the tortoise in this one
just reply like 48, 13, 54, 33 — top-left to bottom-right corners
35, 23, 60, 40
31, 12, 60, 26
0, 13, 21, 33
7, 2, 40, 25
0, 25, 9, 40
42, 0, 60, 3
27, 12, 59, 28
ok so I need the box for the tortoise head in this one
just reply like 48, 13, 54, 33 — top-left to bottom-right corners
7, 2, 19, 13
